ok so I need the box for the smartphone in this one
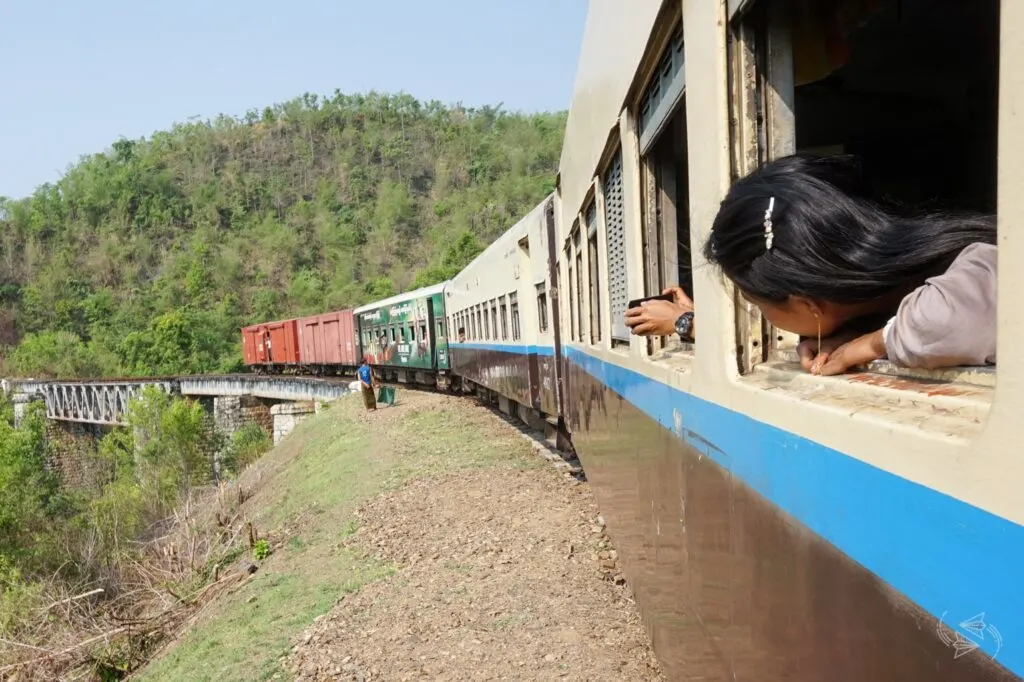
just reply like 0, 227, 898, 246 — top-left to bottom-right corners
627, 293, 675, 310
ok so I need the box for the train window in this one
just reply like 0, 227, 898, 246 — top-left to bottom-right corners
420, 322, 427, 341
483, 303, 490, 339
499, 296, 509, 340
731, 0, 998, 381
566, 240, 576, 341
490, 300, 498, 341
478, 305, 485, 340
637, 24, 692, 354
536, 283, 549, 333
573, 228, 584, 343
586, 201, 601, 344
510, 292, 521, 341
390, 326, 397, 343
602, 149, 630, 345
399, 327, 407, 342
436, 320, 443, 340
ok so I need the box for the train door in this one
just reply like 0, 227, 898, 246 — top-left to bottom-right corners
427, 295, 450, 370
262, 329, 272, 365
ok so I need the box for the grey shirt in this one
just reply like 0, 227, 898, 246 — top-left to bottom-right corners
883, 243, 997, 369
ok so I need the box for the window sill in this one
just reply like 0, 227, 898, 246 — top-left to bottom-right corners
747, 359, 992, 439
772, 349, 995, 388
648, 340, 695, 373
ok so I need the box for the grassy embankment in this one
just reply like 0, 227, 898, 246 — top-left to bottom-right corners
137, 391, 539, 682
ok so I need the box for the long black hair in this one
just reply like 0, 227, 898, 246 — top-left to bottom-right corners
703, 154, 996, 303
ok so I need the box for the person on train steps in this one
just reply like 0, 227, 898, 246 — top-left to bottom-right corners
625, 153, 996, 376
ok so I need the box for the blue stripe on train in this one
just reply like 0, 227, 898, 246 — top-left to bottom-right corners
453, 342, 555, 356
457, 340, 1023, 673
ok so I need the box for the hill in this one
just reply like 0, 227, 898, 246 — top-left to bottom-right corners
0, 93, 565, 378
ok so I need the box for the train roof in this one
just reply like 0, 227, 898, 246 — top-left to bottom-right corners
353, 282, 448, 315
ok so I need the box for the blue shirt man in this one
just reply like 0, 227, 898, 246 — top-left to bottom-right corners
357, 359, 376, 411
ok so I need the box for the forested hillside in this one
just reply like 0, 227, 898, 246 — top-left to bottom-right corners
0, 92, 565, 378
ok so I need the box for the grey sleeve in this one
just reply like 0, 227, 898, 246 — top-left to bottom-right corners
883, 243, 997, 369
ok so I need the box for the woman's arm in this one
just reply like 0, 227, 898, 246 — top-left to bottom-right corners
811, 243, 996, 375
885, 243, 996, 369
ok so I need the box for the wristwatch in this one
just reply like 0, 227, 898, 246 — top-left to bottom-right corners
674, 311, 694, 341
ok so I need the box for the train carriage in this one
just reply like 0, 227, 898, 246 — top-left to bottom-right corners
296, 310, 358, 374
554, 0, 1020, 680
240, 318, 300, 373
354, 283, 451, 387
446, 197, 566, 439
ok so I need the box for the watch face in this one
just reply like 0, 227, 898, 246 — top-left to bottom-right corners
675, 313, 692, 337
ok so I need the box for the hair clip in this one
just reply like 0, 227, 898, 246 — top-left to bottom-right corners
763, 196, 775, 251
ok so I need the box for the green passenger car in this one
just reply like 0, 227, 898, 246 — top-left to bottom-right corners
354, 283, 450, 373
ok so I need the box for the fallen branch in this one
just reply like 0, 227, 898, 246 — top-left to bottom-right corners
40, 588, 105, 612
0, 627, 127, 674
0, 637, 55, 654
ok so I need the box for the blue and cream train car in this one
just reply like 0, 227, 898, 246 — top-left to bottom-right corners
549, 0, 1021, 680
445, 197, 566, 439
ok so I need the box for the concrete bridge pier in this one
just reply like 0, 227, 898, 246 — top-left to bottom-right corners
271, 401, 316, 445
11, 392, 39, 428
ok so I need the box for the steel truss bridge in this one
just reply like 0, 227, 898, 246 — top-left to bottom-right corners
2, 374, 355, 426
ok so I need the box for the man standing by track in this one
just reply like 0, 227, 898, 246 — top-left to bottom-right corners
358, 358, 376, 411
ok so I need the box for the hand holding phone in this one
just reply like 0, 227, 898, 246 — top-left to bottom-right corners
627, 293, 675, 310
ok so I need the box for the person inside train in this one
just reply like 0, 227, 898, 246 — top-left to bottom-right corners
458, 327, 466, 343
625, 153, 996, 376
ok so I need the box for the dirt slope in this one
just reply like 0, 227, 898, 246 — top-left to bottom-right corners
139, 390, 661, 682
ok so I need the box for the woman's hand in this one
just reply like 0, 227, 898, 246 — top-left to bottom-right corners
625, 286, 694, 338
798, 328, 886, 375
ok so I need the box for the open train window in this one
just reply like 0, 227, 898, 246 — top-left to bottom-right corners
636, 23, 692, 354
585, 200, 601, 344
499, 296, 509, 340
536, 283, 549, 333
490, 300, 498, 341
731, 0, 998, 384
573, 227, 584, 343
510, 292, 521, 341
566, 239, 576, 342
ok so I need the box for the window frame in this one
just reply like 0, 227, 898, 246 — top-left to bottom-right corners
601, 147, 631, 346
536, 283, 549, 334
586, 200, 602, 344
510, 292, 521, 341
499, 295, 509, 340
634, 19, 693, 357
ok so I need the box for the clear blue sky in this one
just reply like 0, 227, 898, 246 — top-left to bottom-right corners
0, 0, 588, 200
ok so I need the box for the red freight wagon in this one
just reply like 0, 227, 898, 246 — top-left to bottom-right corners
297, 310, 358, 369
240, 319, 300, 372
241, 324, 263, 365
266, 319, 300, 366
